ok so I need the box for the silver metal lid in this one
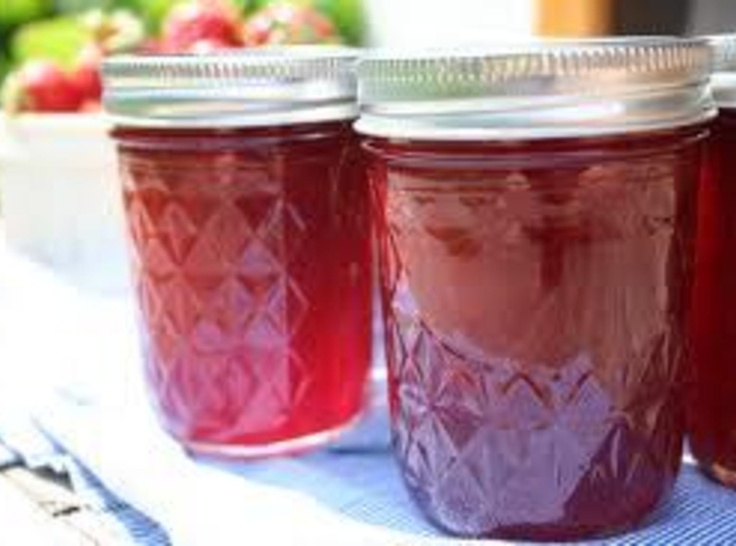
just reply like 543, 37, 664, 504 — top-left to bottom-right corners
356, 38, 715, 140
707, 35, 736, 108
102, 46, 358, 128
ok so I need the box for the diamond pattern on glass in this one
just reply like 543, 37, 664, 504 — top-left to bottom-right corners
381, 199, 685, 537
117, 123, 372, 456
123, 163, 312, 441
388, 305, 682, 536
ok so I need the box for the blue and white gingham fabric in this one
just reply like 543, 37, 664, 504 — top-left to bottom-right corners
2, 247, 736, 545
0, 420, 170, 546
66, 459, 171, 546
31, 393, 736, 546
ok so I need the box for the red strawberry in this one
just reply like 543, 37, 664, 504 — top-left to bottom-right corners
70, 44, 103, 104
188, 38, 239, 54
243, 3, 340, 46
138, 38, 166, 55
2, 60, 84, 114
162, 1, 243, 53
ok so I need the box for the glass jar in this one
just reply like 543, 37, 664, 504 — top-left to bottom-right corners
102, 48, 372, 458
357, 39, 713, 540
688, 35, 736, 486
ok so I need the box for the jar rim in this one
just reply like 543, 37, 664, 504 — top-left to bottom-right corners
705, 35, 736, 108
102, 46, 359, 128
356, 38, 715, 140
707, 34, 736, 72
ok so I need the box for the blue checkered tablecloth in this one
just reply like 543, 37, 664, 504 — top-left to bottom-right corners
2, 247, 736, 545
0, 416, 170, 545
69, 462, 172, 546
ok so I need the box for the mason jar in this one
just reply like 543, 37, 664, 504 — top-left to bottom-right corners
102, 48, 372, 458
688, 35, 736, 487
357, 39, 713, 539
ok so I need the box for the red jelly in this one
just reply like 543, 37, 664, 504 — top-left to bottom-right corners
357, 40, 713, 540
688, 36, 736, 486
104, 50, 371, 457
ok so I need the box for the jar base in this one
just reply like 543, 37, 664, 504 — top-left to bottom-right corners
180, 414, 363, 460
406, 475, 668, 542
417, 499, 659, 543
477, 515, 655, 543
701, 461, 736, 488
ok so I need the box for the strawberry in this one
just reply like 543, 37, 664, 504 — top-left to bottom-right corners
70, 43, 103, 106
138, 38, 166, 55
188, 38, 239, 54
2, 60, 84, 114
162, 1, 243, 53
243, 3, 340, 46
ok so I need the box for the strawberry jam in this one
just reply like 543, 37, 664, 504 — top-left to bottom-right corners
357, 40, 713, 540
689, 107, 736, 485
113, 123, 371, 455
366, 130, 705, 540
104, 50, 371, 457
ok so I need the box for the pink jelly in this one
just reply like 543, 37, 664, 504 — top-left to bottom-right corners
104, 49, 372, 457
357, 40, 713, 539
688, 36, 736, 484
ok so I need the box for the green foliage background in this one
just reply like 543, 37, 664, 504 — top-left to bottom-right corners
0, 0, 364, 83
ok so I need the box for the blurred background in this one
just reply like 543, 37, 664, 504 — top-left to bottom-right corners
0, 0, 735, 112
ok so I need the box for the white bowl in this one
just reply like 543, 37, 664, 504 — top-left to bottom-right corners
0, 114, 129, 292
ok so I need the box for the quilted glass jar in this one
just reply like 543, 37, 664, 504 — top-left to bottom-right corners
102, 48, 372, 457
688, 35, 736, 486
357, 39, 713, 540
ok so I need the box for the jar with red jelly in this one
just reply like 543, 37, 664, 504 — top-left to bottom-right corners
102, 48, 372, 457
688, 35, 736, 486
357, 39, 713, 540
